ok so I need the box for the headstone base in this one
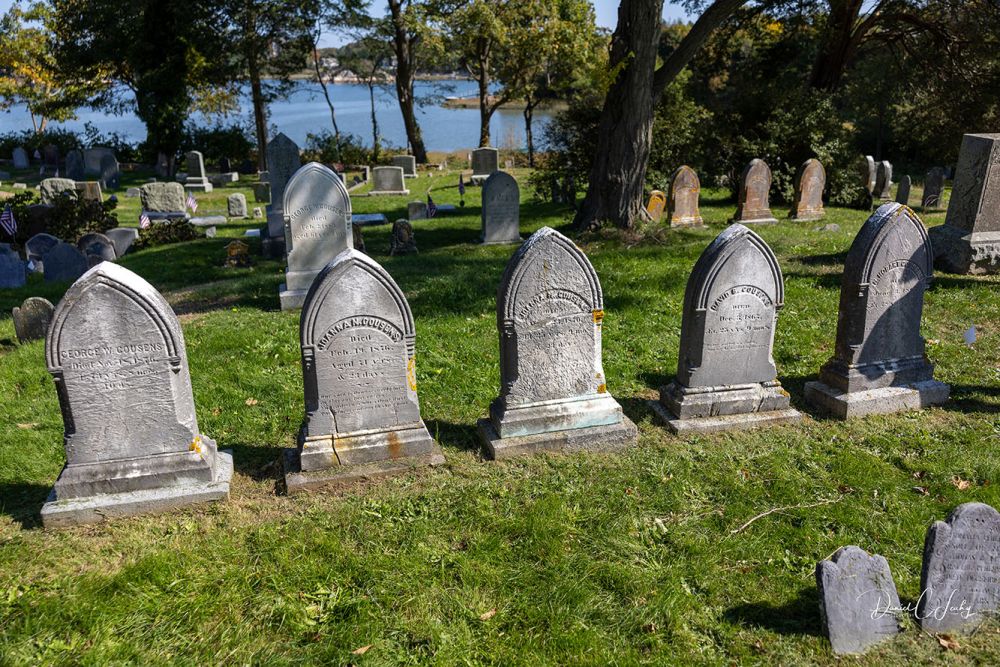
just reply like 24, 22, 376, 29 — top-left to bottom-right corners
283, 439, 444, 494
731, 215, 779, 225
184, 179, 213, 192
368, 189, 410, 196
278, 283, 307, 310
804, 379, 950, 419
669, 216, 704, 228
791, 210, 824, 221
470, 175, 489, 185
649, 401, 802, 434
928, 225, 1000, 274
478, 416, 637, 460
489, 394, 625, 439
660, 380, 792, 419
41, 448, 232, 528
480, 235, 523, 246
261, 234, 285, 259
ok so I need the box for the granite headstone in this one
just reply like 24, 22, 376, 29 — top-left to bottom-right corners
77, 232, 117, 266
42, 242, 88, 283
389, 219, 417, 255
922, 167, 945, 209
392, 155, 417, 177
481, 171, 521, 245
265, 133, 302, 243
26, 233, 59, 271
861, 155, 876, 194
99, 153, 120, 189
12, 147, 29, 170
183, 151, 212, 192
140, 182, 187, 220
895, 175, 911, 205
370, 166, 409, 195
105, 228, 139, 257
874, 161, 893, 200
75, 181, 103, 202
82, 147, 114, 175
39, 178, 79, 205
471, 147, 499, 184
65, 150, 85, 180
0, 244, 26, 288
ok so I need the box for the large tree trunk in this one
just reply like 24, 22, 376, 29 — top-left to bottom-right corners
312, 44, 341, 146
389, 0, 428, 163
524, 95, 536, 167
809, 0, 866, 91
249, 56, 269, 171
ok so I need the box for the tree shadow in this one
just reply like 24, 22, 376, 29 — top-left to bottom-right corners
724, 587, 823, 637
0, 481, 50, 530
795, 251, 849, 267
425, 419, 482, 454
939, 384, 1000, 415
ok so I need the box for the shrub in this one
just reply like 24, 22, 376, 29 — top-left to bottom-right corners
45, 195, 119, 243
303, 131, 375, 167
132, 219, 203, 250
178, 123, 256, 169
0, 129, 82, 162
80, 123, 142, 163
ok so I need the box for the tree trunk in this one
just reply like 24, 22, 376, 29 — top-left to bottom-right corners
369, 78, 380, 162
313, 45, 341, 146
809, 0, 866, 92
249, 55, 269, 171
477, 45, 491, 146
524, 95, 536, 167
389, 0, 428, 163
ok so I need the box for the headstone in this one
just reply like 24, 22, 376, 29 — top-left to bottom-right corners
42, 144, 60, 170
929, 133, 1000, 274
183, 151, 213, 192
224, 240, 251, 267
40, 263, 232, 527
861, 155, 876, 194
732, 159, 778, 224
805, 203, 949, 417
0, 244, 26, 288
919, 502, 1000, 633
922, 167, 945, 209
645, 190, 666, 222
278, 162, 353, 310
66, 150, 85, 180
219, 157, 232, 173
26, 233, 60, 271
12, 296, 54, 344
99, 153, 120, 189
77, 232, 117, 266
874, 161, 893, 200
550, 175, 563, 204
390, 219, 417, 255
105, 228, 139, 257
75, 181, 103, 202
667, 166, 703, 227
391, 155, 417, 177
816, 546, 902, 655
790, 158, 826, 221
42, 241, 88, 283
140, 182, 187, 220
471, 147, 500, 184
253, 183, 270, 203
82, 147, 114, 175
369, 166, 409, 195
652, 224, 801, 433
265, 133, 301, 240
282, 249, 443, 492
408, 200, 427, 221
895, 175, 911, 205
125, 187, 140, 198
12, 147, 29, 170
39, 178, 79, 205
210, 172, 239, 186
478, 227, 638, 458
481, 171, 521, 245
227, 193, 248, 218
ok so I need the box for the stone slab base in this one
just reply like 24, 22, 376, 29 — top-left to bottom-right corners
480, 237, 523, 246
470, 175, 490, 185
669, 218, 704, 227
185, 181, 213, 192
804, 380, 950, 419
283, 447, 445, 494
649, 401, 802, 434
478, 416, 637, 460
41, 450, 233, 529
261, 234, 285, 259
791, 212, 824, 221
278, 283, 307, 310
929, 225, 1000, 275
368, 190, 410, 196
732, 216, 779, 225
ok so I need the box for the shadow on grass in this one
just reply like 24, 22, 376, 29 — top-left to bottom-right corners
0, 481, 50, 530
930, 275, 1000, 290
618, 396, 656, 426
724, 587, 823, 637
227, 442, 286, 480
939, 384, 1000, 415
426, 419, 481, 454
794, 251, 849, 268
781, 272, 843, 289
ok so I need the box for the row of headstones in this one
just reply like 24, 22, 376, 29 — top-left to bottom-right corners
38, 177, 106, 205
860, 156, 948, 209
0, 228, 140, 288
11, 146, 122, 188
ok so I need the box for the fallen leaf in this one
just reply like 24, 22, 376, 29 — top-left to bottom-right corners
927, 338, 940, 345
912, 486, 930, 496
937, 634, 960, 650
352, 645, 372, 655
951, 476, 972, 491
913, 471, 927, 480
479, 609, 496, 621
211, 407, 222, 416
245, 398, 259, 406
16, 423, 36, 429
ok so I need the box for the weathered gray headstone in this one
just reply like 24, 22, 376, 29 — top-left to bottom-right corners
407, 200, 427, 221
105, 228, 139, 257
922, 166, 945, 210
471, 147, 499, 184
0, 244, 26, 288
369, 166, 409, 195
26, 233, 59, 271
732, 159, 778, 224
140, 182, 187, 220
12, 296, 54, 344
805, 203, 948, 417
861, 155, 876, 194
42, 241, 88, 283
65, 150, 85, 180
929, 133, 1000, 274
77, 232, 117, 266
253, 182, 270, 204
392, 155, 417, 177
919, 503, 1000, 633
874, 161, 893, 200
83, 147, 114, 175
183, 151, 212, 192
791, 158, 826, 221
283, 249, 443, 492
652, 224, 801, 433
279, 162, 353, 310
12, 147, 29, 170
40, 262, 232, 527
227, 193, 247, 218
895, 175, 911, 205
478, 227, 637, 458
816, 546, 902, 655
39, 178, 79, 205
265, 133, 301, 240
390, 219, 417, 255
75, 181, 103, 202
667, 166, 703, 227
481, 171, 521, 245
99, 153, 120, 189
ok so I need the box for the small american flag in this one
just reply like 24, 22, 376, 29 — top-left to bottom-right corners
458, 174, 465, 196
139, 213, 151, 229
427, 194, 437, 218
0, 204, 17, 237
186, 193, 198, 213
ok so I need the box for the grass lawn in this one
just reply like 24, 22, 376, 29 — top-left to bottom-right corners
1, 167, 998, 665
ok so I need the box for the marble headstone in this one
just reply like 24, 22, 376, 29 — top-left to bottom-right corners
408, 200, 428, 221
478, 227, 637, 458
278, 162, 353, 310
227, 193, 247, 218
183, 151, 212, 192
12, 147, 29, 170
283, 249, 443, 492
390, 219, 417, 255
43, 242, 88, 283
105, 228, 139, 257
646, 190, 666, 222
140, 182, 187, 220
392, 155, 417, 177
895, 175, 911, 205
919, 503, 1000, 633
26, 233, 59, 272
39, 178, 79, 205
266, 133, 302, 242
791, 158, 825, 221
471, 147, 499, 184
929, 133, 1000, 274
816, 546, 902, 655
77, 232, 117, 266
653, 224, 801, 433
0, 244, 26, 288
481, 171, 521, 245
732, 159, 778, 224
370, 166, 409, 195
805, 203, 948, 417
667, 166, 703, 227
40, 263, 232, 527
13, 296, 55, 344
75, 181, 103, 202
922, 167, 945, 210
65, 150, 85, 180
874, 161, 893, 200
99, 154, 120, 189
861, 155, 876, 194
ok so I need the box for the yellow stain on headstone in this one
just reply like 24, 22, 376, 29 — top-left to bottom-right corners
407, 356, 417, 391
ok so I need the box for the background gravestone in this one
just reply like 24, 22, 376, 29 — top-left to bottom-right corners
82, 147, 114, 175
0, 244, 26, 288
478, 227, 637, 459
42, 144, 60, 174
75, 181, 103, 202
26, 233, 60, 272
39, 178, 79, 205
895, 175, 911, 205
652, 224, 801, 432
369, 166, 409, 195
861, 155, 876, 194
140, 182, 187, 220
408, 200, 427, 221
806, 203, 948, 417
481, 171, 521, 245
77, 232, 118, 266
155, 152, 170, 178
105, 228, 139, 257
65, 150, 85, 180
99, 153, 120, 189
732, 159, 778, 224
265, 133, 302, 253
183, 151, 213, 192
279, 162, 352, 310
646, 190, 666, 222
43, 242, 88, 283
929, 133, 1000, 274
12, 147, 29, 170
471, 147, 499, 184
13, 296, 55, 344
391, 155, 417, 177
283, 249, 443, 492
922, 166, 945, 209
816, 546, 902, 655
227, 193, 247, 218
790, 159, 826, 221
667, 166, 703, 227
920, 503, 1000, 633
390, 219, 417, 255
41, 262, 232, 527
874, 161, 893, 200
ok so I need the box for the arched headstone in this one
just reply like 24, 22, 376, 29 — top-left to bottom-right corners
390, 219, 417, 255
790, 159, 826, 221
861, 155, 876, 194
653, 224, 801, 432
480, 171, 521, 245
41, 263, 231, 527
874, 161, 893, 200
895, 175, 911, 205
478, 227, 636, 458
0, 244, 26, 288
26, 232, 59, 272
922, 166, 945, 209
732, 159, 778, 224
284, 249, 443, 491
645, 190, 666, 222
42, 242, 88, 283
77, 232, 117, 266
13, 296, 54, 344
65, 150, 86, 181
806, 203, 949, 417
99, 153, 120, 189
667, 166, 703, 227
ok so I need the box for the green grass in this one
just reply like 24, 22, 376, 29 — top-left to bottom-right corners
0, 168, 998, 665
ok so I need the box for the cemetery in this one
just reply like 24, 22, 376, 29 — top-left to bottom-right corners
0, 0, 999, 663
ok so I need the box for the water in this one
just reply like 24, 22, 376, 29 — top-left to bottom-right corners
1, 80, 552, 152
